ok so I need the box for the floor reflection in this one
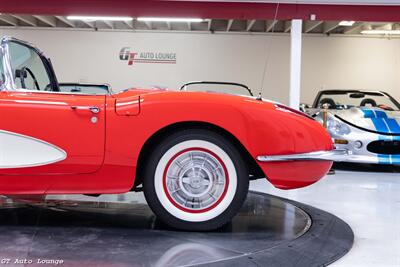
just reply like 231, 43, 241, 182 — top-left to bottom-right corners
0, 192, 311, 267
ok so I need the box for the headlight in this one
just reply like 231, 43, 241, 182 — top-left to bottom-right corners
327, 117, 351, 135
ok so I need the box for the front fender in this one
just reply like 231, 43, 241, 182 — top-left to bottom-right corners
106, 91, 333, 191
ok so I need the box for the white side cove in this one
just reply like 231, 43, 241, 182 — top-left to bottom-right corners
0, 130, 67, 169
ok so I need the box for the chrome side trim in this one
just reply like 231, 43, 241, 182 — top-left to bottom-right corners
256, 149, 351, 162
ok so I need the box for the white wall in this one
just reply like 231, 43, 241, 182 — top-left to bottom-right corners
302, 36, 400, 104
1, 28, 399, 105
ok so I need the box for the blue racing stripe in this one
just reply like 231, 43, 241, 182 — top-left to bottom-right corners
374, 110, 388, 118
361, 109, 375, 118
378, 111, 400, 164
362, 109, 390, 164
370, 118, 389, 133
361, 109, 400, 164
384, 118, 400, 133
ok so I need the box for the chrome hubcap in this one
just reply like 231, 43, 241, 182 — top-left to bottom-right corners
165, 150, 227, 211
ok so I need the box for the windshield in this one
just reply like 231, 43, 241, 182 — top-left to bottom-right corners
181, 82, 253, 96
314, 91, 400, 111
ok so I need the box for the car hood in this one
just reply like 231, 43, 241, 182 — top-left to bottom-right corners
113, 87, 278, 106
332, 107, 400, 134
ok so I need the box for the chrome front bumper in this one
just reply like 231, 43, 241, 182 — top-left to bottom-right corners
256, 149, 351, 162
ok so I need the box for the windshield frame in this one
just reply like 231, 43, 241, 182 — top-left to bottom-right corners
0, 36, 60, 92
180, 81, 253, 96
312, 90, 400, 110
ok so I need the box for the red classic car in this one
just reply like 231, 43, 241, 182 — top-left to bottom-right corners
0, 37, 344, 230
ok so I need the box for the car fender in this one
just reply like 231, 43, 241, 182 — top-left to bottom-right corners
105, 90, 333, 191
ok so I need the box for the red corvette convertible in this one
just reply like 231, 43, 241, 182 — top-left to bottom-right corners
0, 37, 344, 230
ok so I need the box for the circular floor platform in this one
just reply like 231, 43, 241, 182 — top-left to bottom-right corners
0, 191, 353, 267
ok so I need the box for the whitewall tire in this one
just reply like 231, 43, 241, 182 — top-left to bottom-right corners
143, 129, 249, 231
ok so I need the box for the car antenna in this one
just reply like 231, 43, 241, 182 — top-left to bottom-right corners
259, 3, 279, 103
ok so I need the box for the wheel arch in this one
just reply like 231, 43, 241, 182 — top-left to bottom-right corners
133, 121, 265, 189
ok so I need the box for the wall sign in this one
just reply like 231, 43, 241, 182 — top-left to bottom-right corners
119, 47, 177, 65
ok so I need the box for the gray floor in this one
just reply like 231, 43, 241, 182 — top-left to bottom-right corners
250, 165, 400, 267
1, 164, 395, 266
0, 191, 354, 267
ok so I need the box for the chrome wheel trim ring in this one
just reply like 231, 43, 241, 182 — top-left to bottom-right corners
154, 140, 238, 222
164, 148, 228, 212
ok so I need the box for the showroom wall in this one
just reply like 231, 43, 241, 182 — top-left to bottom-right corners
1, 28, 399, 105
302, 36, 400, 105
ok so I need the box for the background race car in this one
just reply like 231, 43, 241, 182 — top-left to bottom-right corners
304, 90, 400, 165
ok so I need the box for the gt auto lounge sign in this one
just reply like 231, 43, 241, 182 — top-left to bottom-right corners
119, 47, 177, 65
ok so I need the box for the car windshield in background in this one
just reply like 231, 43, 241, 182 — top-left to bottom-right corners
316, 91, 400, 111
58, 83, 110, 95
180, 81, 253, 96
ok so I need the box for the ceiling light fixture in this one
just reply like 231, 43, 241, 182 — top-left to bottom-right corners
339, 21, 355, 26
137, 17, 204, 23
361, 29, 400, 35
67, 16, 133, 21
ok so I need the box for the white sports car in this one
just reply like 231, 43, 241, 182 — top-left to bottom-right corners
304, 90, 400, 165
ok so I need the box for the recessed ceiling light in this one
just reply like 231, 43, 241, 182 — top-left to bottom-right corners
67, 16, 133, 21
339, 21, 355, 26
361, 29, 400, 35
137, 17, 204, 23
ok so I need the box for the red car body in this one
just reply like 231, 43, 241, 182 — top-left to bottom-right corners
0, 88, 333, 194
0, 37, 342, 230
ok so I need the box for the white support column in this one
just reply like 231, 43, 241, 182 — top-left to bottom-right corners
289, 19, 302, 110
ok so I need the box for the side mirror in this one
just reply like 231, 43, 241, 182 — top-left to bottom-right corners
15, 69, 27, 79
299, 103, 310, 112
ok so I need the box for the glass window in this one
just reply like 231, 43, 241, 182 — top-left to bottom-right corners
181, 82, 253, 96
58, 83, 110, 95
8, 41, 51, 91
317, 92, 400, 111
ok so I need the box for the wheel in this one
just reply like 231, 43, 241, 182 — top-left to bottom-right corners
143, 129, 249, 231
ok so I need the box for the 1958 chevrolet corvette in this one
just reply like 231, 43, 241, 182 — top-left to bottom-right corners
0, 37, 344, 230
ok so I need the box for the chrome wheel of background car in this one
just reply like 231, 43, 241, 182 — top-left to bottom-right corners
143, 129, 249, 231
163, 148, 228, 213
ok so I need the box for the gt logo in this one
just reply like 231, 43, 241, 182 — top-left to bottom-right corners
1, 258, 11, 264
119, 47, 137, 65
119, 47, 177, 65
119, 47, 130, 60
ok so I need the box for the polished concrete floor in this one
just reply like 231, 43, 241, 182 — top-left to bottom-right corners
0, 192, 313, 267
0, 190, 353, 267
0, 163, 395, 266
250, 164, 400, 267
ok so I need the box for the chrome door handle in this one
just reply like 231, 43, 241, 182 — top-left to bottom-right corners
71, 106, 100, 114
